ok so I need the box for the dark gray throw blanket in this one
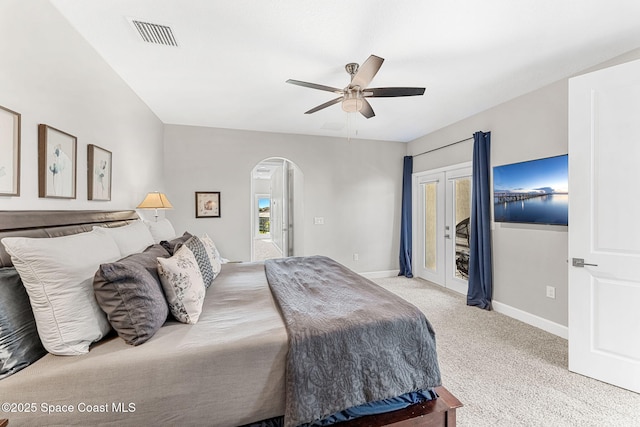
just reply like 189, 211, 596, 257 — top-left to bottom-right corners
264, 256, 441, 427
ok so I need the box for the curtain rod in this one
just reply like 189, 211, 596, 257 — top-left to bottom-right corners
412, 136, 473, 158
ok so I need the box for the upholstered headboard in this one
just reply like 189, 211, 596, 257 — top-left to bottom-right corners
0, 210, 139, 268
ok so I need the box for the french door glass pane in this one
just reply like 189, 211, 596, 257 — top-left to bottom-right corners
454, 178, 471, 279
424, 182, 437, 271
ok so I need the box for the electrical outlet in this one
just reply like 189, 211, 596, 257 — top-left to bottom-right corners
546, 286, 556, 299
353, 253, 359, 261
313, 217, 324, 225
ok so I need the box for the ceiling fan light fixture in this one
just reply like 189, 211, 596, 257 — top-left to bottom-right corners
287, 54, 425, 119
342, 90, 363, 112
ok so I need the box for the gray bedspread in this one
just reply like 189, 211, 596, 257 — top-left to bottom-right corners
264, 256, 441, 427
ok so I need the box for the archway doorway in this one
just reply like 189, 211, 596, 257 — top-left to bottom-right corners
251, 158, 304, 261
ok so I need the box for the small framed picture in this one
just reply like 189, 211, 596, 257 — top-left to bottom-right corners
38, 124, 77, 199
88, 144, 112, 201
0, 105, 21, 196
195, 191, 221, 218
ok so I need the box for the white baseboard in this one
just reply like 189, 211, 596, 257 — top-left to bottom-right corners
358, 272, 568, 339
360, 270, 400, 279
492, 300, 568, 339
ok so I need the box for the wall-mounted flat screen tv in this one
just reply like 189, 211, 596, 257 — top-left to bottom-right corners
493, 154, 568, 225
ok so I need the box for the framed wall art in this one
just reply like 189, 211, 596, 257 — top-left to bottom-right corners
87, 144, 112, 201
38, 124, 77, 199
195, 191, 221, 218
0, 105, 21, 196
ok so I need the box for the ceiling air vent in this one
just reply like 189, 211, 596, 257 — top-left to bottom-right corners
131, 19, 178, 47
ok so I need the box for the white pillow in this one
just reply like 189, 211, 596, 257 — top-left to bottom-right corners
1, 230, 121, 355
93, 220, 155, 258
144, 218, 177, 244
157, 245, 206, 324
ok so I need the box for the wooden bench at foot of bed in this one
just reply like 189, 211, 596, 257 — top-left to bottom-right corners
342, 386, 462, 427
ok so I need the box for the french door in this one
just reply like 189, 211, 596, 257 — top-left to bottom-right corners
414, 164, 472, 294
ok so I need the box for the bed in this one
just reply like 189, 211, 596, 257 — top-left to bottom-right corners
0, 210, 461, 426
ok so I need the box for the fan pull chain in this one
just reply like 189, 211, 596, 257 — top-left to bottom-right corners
346, 111, 359, 142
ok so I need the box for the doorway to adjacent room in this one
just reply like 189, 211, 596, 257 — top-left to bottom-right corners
251, 158, 304, 262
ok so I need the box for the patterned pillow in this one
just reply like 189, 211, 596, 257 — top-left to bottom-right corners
200, 234, 224, 269
179, 236, 221, 288
157, 244, 206, 324
181, 237, 213, 287
200, 234, 221, 260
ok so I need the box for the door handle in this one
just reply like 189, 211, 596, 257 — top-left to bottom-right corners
572, 258, 598, 267
445, 234, 451, 239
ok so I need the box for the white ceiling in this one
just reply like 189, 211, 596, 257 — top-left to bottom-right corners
50, 0, 640, 143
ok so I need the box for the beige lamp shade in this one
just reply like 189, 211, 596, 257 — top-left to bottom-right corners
137, 192, 173, 209
137, 192, 173, 221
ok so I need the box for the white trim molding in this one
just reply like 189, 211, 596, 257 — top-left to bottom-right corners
360, 270, 400, 279
492, 300, 568, 339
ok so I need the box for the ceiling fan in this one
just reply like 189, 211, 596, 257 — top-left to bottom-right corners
286, 54, 425, 119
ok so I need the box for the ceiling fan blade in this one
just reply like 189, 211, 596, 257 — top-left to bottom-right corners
359, 99, 375, 119
366, 87, 426, 97
304, 97, 343, 114
350, 55, 384, 89
286, 79, 343, 94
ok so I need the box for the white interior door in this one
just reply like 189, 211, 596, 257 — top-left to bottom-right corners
270, 163, 285, 255
568, 58, 640, 393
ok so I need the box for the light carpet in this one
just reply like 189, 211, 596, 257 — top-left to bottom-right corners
372, 276, 640, 427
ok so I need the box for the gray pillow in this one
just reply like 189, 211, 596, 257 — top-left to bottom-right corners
160, 231, 192, 255
0, 267, 47, 379
93, 244, 171, 346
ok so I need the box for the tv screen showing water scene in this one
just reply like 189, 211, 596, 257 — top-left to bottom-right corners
493, 154, 568, 225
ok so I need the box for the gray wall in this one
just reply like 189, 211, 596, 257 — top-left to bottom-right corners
0, 0, 164, 212
408, 48, 640, 329
409, 80, 570, 328
163, 125, 406, 273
